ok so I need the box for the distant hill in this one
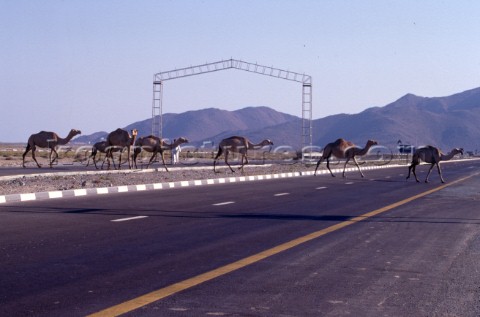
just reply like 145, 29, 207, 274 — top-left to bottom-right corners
74, 106, 299, 145
75, 87, 480, 153
309, 87, 480, 151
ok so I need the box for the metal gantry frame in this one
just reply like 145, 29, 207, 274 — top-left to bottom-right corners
152, 58, 312, 151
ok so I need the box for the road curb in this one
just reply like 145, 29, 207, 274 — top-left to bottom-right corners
0, 164, 403, 204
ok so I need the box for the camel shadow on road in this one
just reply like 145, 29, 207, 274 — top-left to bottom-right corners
3, 205, 480, 226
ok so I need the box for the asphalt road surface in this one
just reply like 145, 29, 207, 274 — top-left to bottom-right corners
1, 160, 480, 316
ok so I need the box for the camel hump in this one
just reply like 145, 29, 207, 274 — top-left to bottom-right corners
424, 145, 440, 154
332, 138, 347, 146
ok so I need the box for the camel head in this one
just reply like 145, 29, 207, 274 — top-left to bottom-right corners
129, 129, 138, 145
175, 137, 189, 145
70, 129, 82, 136
366, 140, 378, 147
261, 139, 274, 146
452, 148, 464, 156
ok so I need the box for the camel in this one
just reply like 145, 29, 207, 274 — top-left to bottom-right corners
133, 136, 189, 171
86, 141, 107, 169
22, 129, 82, 168
104, 128, 138, 169
314, 139, 378, 178
406, 146, 463, 183
213, 136, 273, 173
85, 141, 123, 169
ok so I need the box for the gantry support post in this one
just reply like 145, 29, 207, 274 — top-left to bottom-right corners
152, 81, 163, 138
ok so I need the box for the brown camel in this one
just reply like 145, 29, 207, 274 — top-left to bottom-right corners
213, 136, 273, 173
85, 141, 122, 169
406, 146, 463, 183
22, 129, 82, 168
86, 141, 107, 169
314, 139, 378, 178
104, 128, 138, 169
133, 136, 189, 171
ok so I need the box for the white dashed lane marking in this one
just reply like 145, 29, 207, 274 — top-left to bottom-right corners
345, 182, 355, 185
274, 193, 290, 197
213, 201, 235, 206
111, 216, 149, 222
316, 186, 327, 190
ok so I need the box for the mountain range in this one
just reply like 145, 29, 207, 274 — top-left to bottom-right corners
75, 87, 480, 153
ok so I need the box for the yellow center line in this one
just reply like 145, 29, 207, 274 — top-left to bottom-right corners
88, 172, 479, 317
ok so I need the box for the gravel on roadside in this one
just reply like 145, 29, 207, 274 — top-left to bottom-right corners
0, 163, 314, 196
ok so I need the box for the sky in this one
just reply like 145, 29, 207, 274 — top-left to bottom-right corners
1, 0, 480, 142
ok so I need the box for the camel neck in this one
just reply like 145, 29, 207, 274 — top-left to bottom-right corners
57, 132, 75, 145
440, 151, 457, 161
356, 143, 373, 156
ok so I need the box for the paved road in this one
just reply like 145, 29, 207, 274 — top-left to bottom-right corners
1, 161, 479, 316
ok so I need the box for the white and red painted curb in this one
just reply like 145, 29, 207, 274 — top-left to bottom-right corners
0, 164, 405, 204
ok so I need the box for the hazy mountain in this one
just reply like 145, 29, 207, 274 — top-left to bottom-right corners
75, 87, 480, 153
309, 87, 480, 151
74, 106, 299, 145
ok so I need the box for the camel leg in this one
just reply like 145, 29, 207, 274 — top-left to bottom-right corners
101, 152, 109, 170
86, 153, 92, 167
351, 156, 364, 178
92, 154, 100, 170
113, 148, 123, 170
50, 148, 59, 168
22, 144, 31, 168
238, 155, 244, 171
314, 157, 324, 176
109, 152, 115, 170
48, 149, 53, 168
407, 161, 420, 182
326, 158, 335, 177
106, 149, 115, 170
225, 151, 235, 173
128, 147, 134, 169
342, 158, 350, 178
238, 154, 248, 172
104, 151, 110, 170
436, 163, 445, 183
213, 148, 223, 173
51, 148, 59, 165
149, 150, 168, 171
30, 147, 42, 168
146, 152, 155, 169
133, 148, 140, 169
159, 150, 169, 172
425, 163, 435, 183
411, 164, 420, 182
406, 164, 412, 180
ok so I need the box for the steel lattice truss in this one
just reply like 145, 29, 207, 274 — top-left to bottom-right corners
152, 58, 312, 152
